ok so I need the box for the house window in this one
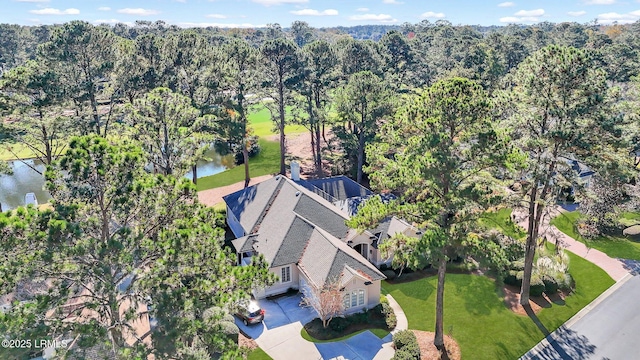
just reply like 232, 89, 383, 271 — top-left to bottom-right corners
344, 289, 366, 309
281, 266, 291, 283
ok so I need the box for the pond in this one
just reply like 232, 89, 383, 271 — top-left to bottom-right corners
0, 147, 235, 211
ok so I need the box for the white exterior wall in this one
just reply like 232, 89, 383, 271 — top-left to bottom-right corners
254, 265, 299, 299
227, 206, 245, 238
341, 277, 381, 315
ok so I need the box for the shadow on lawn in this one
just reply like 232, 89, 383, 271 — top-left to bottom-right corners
523, 305, 598, 360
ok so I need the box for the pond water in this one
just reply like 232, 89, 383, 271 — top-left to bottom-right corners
0, 147, 234, 211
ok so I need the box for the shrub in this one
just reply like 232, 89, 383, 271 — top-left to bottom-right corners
393, 330, 417, 350
329, 317, 349, 333
392, 345, 421, 360
543, 277, 559, 294
504, 271, 521, 286
380, 295, 389, 305
383, 270, 397, 280
380, 300, 397, 329
234, 136, 261, 165
219, 320, 239, 343
392, 330, 420, 360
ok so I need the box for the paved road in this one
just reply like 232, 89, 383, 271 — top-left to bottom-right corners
521, 274, 640, 360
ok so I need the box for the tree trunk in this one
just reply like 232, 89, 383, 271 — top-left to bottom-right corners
520, 186, 538, 306
278, 82, 286, 175
309, 127, 316, 172
434, 257, 447, 352
243, 141, 250, 188
192, 164, 197, 185
356, 130, 366, 184
520, 158, 558, 305
90, 91, 101, 136
315, 123, 322, 178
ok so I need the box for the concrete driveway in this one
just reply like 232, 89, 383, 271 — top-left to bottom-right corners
315, 330, 393, 360
235, 294, 321, 359
235, 293, 396, 360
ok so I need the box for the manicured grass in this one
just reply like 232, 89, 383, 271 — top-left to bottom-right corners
382, 252, 614, 360
301, 327, 390, 343
551, 211, 640, 260
247, 347, 272, 360
0, 142, 38, 161
196, 107, 308, 191
248, 106, 306, 138
480, 208, 526, 239
196, 139, 279, 191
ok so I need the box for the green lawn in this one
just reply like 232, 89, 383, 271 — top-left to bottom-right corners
551, 211, 640, 260
248, 106, 306, 138
480, 208, 526, 239
0, 142, 38, 161
247, 347, 272, 360
196, 139, 279, 191
383, 251, 614, 360
196, 106, 309, 191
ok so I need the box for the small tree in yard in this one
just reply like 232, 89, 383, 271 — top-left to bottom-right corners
301, 278, 344, 329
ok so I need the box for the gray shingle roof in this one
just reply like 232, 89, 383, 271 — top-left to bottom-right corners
271, 216, 315, 267
223, 176, 280, 233
294, 194, 350, 240
225, 176, 385, 287
299, 226, 385, 287
231, 234, 258, 253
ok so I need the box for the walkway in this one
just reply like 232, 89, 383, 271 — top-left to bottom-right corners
512, 206, 629, 281
371, 294, 409, 360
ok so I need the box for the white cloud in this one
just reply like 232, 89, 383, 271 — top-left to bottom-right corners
349, 13, 398, 23
498, 2, 515, 7
206, 13, 227, 19
15, 0, 49, 3
251, 0, 308, 6
29, 8, 80, 15
500, 8, 544, 23
420, 11, 445, 19
94, 19, 121, 24
568, 10, 587, 16
356, 7, 369, 12
98, 7, 111, 11
177, 22, 265, 28
596, 11, 639, 24
584, 0, 616, 4
382, 0, 404, 4
290, 8, 338, 16
514, 9, 544, 17
117, 8, 160, 16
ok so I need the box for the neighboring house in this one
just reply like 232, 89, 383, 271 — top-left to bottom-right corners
223, 171, 417, 315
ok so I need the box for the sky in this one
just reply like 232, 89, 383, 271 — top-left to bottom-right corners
2, 0, 640, 28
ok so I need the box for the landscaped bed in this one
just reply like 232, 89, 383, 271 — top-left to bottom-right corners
551, 211, 640, 261
301, 304, 391, 343
382, 250, 614, 360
